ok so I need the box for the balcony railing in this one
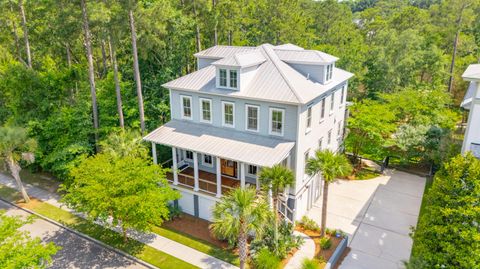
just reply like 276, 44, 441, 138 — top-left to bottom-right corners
167, 170, 237, 197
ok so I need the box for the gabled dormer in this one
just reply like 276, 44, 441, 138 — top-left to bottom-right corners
275, 48, 338, 85
212, 50, 266, 91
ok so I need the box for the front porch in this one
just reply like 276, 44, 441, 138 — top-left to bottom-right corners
166, 167, 253, 197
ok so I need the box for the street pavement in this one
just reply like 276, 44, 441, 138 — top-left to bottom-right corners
0, 199, 148, 269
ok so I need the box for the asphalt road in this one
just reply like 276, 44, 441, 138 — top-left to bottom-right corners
0, 199, 149, 269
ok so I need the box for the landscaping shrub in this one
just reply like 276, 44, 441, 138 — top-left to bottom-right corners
320, 237, 332, 250
167, 204, 182, 220
299, 216, 320, 232
301, 258, 321, 269
252, 248, 280, 269
250, 220, 304, 259
409, 153, 480, 268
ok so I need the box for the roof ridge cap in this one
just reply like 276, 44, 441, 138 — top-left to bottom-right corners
261, 45, 303, 103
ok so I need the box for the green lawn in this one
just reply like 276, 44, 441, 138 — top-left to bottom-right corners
0, 185, 198, 269
410, 175, 434, 257
152, 225, 240, 266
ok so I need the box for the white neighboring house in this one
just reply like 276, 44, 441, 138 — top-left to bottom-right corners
144, 43, 353, 221
461, 64, 480, 158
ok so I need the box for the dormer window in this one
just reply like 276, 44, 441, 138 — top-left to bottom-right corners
219, 69, 227, 87
326, 63, 334, 81
217, 68, 238, 89
230, 70, 238, 88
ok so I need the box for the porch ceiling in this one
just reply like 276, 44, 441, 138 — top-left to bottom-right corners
144, 120, 295, 167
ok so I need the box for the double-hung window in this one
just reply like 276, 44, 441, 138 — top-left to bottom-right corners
222, 101, 235, 127
269, 108, 285, 136
340, 86, 345, 105
330, 92, 335, 112
246, 105, 259, 132
203, 154, 213, 166
338, 120, 343, 137
181, 95, 192, 120
320, 98, 326, 121
327, 129, 332, 145
326, 64, 333, 81
199, 98, 212, 123
306, 105, 312, 132
230, 70, 238, 88
318, 138, 323, 150
219, 69, 227, 87
304, 150, 310, 170
247, 165, 257, 176
185, 150, 193, 160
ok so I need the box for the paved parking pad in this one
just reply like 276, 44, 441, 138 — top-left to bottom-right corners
307, 170, 425, 269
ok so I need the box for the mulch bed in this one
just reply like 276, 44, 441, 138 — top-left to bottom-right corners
162, 213, 228, 248
296, 226, 347, 264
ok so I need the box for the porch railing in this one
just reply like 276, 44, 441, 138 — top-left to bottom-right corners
167, 172, 237, 196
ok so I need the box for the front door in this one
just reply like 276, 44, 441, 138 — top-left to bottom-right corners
221, 159, 237, 178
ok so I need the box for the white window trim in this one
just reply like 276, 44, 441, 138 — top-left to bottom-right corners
306, 105, 313, 134
318, 137, 323, 150
222, 101, 235, 128
219, 68, 228, 87
199, 98, 212, 124
202, 154, 213, 167
180, 95, 193, 120
229, 70, 238, 89
245, 104, 260, 132
217, 68, 239, 90
246, 164, 258, 177
269, 107, 285, 137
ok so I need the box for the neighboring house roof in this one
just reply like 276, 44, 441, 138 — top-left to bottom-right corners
164, 44, 353, 104
144, 120, 295, 167
462, 64, 480, 81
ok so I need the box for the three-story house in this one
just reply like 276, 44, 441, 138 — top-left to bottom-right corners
144, 43, 353, 221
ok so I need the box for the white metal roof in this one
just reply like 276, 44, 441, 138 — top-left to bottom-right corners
144, 120, 295, 167
462, 64, 480, 81
164, 44, 353, 104
274, 49, 338, 64
194, 46, 257, 59
212, 50, 266, 67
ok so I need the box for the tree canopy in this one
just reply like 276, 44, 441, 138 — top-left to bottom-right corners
0, 210, 59, 268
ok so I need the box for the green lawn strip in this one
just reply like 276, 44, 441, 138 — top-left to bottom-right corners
410, 175, 434, 256
0, 185, 21, 201
151, 225, 240, 266
0, 185, 198, 269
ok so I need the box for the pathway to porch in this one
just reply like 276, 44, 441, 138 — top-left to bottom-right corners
0, 172, 238, 269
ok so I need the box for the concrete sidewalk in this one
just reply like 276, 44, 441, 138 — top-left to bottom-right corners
307, 170, 425, 269
0, 173, 238, 269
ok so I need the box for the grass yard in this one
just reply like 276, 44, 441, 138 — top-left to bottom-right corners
152, 225, 239, 266
0, 185, 198, 269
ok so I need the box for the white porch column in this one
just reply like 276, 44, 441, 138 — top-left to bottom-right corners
240, 162, 246, 188
216, 157, 221, 197
286, 154, 291, 169
193, 152, 199, 191
256, 176, 260, 190
172, 147, 178, 185
152, 142, 157, 164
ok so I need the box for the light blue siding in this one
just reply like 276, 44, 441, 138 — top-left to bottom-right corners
171, 89, 298, 141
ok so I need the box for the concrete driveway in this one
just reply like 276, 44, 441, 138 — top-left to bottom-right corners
306, 169, 425, 269
0, 200, 148, 269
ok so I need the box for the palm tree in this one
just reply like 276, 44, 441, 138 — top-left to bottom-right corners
210, 187, 270, 269
306, 150, 352, 236
0, 126, 37, 203
258, 164, 294, 251
99, 129, 147, 159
